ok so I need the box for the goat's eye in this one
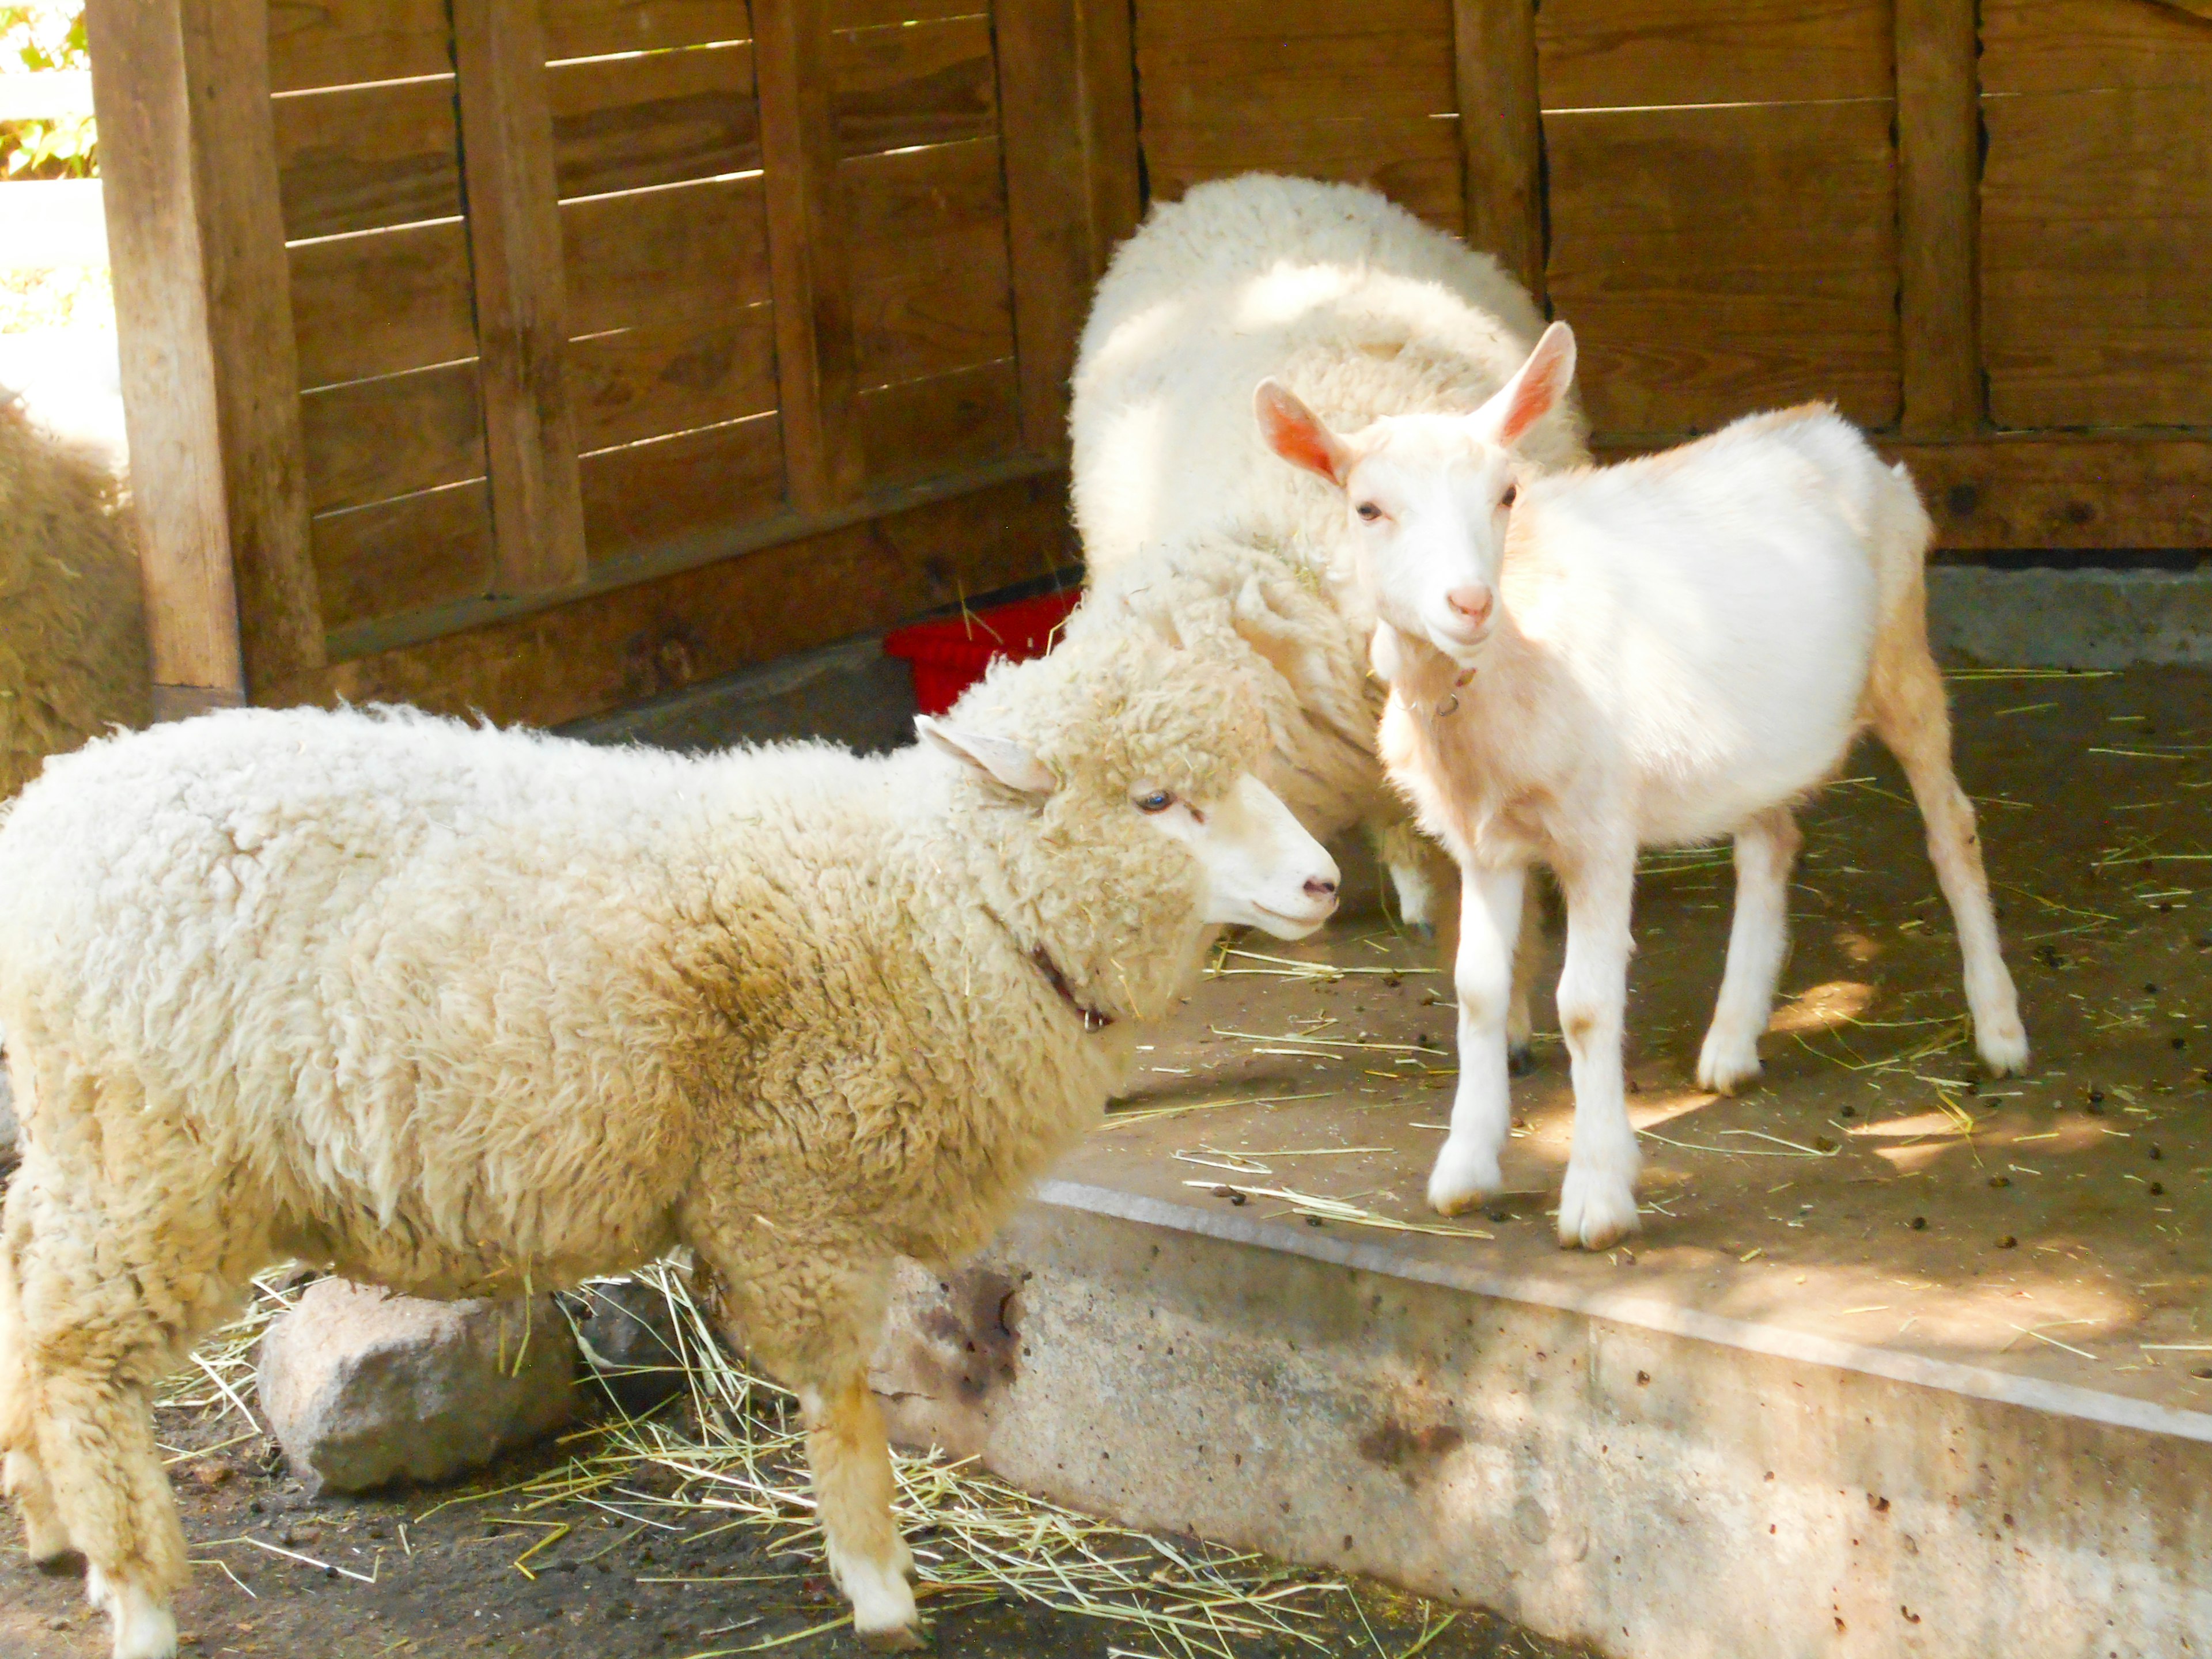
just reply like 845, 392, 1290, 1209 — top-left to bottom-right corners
1499, 483, 1517, 508
1355, 502, 1382, 522
1136, 790, 1175, 813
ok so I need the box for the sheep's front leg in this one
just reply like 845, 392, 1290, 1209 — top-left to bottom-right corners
1696, 807, 1802, 1094
1427, 863, 1525, 1215
1554, 847, 1643, 1250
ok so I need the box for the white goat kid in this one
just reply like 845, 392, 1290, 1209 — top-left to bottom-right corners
1259, 323, 2029, 1249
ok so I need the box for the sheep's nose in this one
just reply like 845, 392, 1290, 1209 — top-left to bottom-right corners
1445, 585, 1493, 626
1305, 876, 1339, 899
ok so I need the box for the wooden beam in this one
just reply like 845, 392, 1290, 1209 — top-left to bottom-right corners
753, 0, 862, 512
1075, 0, 1141, 281
453, 0, 589, 594
86, 0, 323, 710
1453, 0, 1546, 301
995, 0, 1095, 457
1896, 0, 1983, 437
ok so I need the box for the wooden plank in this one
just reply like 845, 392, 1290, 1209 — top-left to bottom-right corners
832, 14, 997, 157
1543, 100, 1899, 437
1535, 0, 1892, 109
274, 78, 461, 240
581, 411, 787, 565
1142, 121, 1466, 235
1895, 0, 1980, 436
542, 0, 753, 60
268, 0, 452, 94
1981, 85, 2212, 429
1074, 0, 1141, 276
1137, 0, 1446, 43
860, 357, 1021, 487
290, 220, 478, 388
755, 0, 864, 512
89, 0, 323, 704
311, 479, 497, 631
313, 471, 1073, 728
1139, 25, 1455, 132
1885, 437, 2212, 550
844, 139, 1012, 388
1982, 0, 2212, 96
548, 41, 760, 199
454, 0, 590, 596
833, 0, 980, 27
562, 175, 774, 336
299, 360, 488, 514
569, 308, 779, 451
1455, 0, 1544, 297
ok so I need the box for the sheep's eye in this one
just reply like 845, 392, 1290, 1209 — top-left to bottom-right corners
1136, 790, 1175, 813
1354, 502, 1382, 522
1499, 483, 1517, 508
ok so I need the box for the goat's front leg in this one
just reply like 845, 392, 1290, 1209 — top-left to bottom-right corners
1427, 862, 1525, 1215
1696, 806, 1802, 1093
1554, 846, 1643, 1249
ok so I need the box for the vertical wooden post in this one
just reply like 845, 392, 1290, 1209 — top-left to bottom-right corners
1075, 0, 1142, 283
453, 0, 589, 592
753, 0, 863, 511
1453, 0, 1546, 301
997, 0, 1101, 459
1896, 0, 1983, 437
86, 0, 323, 715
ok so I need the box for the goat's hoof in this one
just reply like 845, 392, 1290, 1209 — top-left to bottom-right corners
1557, 1161, 1642, 1251
1506, 1043, 1535, 1078
1427, 1141, 1502, 1216
1976, 1022, 2029, 1078
1695, 1030, 1763, 1095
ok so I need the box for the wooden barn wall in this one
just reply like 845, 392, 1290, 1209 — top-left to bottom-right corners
1131, 0, 2212, 556
89, 0, 1138, 726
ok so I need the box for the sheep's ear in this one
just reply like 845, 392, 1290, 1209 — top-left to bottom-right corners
1255, 378, 1354, 488
1472, 321, 1575, 448
915, 716, 1056, 795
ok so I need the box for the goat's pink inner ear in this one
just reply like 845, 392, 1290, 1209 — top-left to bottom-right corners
1255, 380, 1350, 488
1497, 321, 1576, 447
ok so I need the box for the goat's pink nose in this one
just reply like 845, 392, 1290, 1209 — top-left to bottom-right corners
1305, 876, 1338, 899
1444, 585, 1493, 626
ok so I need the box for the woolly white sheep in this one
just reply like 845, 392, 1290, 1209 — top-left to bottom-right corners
0, 631, 1339, 1659
1069, 174, 1588, 961
1259, 323, 2028, 1248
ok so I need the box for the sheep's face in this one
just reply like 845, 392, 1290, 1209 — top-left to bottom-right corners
1254, 321, 1577, 672
1128, 771, 1338, 940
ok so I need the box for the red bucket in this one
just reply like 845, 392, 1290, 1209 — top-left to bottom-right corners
882, 590, 1081, 716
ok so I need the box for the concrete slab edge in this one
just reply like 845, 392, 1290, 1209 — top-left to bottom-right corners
1929, 564, 2212, 669
1037, 1176, 2212, 1446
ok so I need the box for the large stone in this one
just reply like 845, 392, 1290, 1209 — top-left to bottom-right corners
257, 1280, 577, 1495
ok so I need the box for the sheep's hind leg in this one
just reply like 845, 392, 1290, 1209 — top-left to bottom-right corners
1554, 844, 1643, 1250
1429, 863, 1525, 1215
1869, 634, 2029, 1075
1695, 808, 1802, 1094
3, 1227, 79, 1571
1373, 816, 1455, 935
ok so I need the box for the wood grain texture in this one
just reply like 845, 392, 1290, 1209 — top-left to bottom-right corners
831, 14, 997, 156
290, 220, 478, 388
312, 471, 1073, 728
859, 357, 1021, 487
1982, 84, 2212, 429
1982, 0, 2212, 96
548, 41, 760, 199
581, 411, 787, 566
1455, 0, 1544, 297
1075, 0, 1141, 277
1142, 122, 1464, 234
268, 0, 452, 94
89, 0, 323, 699
299, 360, 488, 514
996, 0, 1093, 453
568, 307, 779, 451
755, 0, 863, 510
542, 0, 753, 61
832, 0, 980, 27
454, 0, 589, 594
1887, 436, 2212, 550
1544, 99, 1900, 437
1535, 0, 1892, 108
844, 138, 1013, 389
274, 77, 461, 240
311, 480, 498, 631
1895, 0, 1980, 435
561, 175, 774, 335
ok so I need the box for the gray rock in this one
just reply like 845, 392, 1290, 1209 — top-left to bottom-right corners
257, 1279, 577, 1495
572, 1278, 690, 1418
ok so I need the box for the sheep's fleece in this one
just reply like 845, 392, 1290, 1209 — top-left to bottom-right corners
0, 630, 1268, 1653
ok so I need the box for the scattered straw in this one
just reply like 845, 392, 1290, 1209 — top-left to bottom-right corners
1181, 1181, 1492, 1240
1101, 1090, 1332, 1130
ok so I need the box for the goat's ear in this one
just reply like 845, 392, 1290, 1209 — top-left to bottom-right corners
915, 716, 1056, 795
1472, 321, 1575, 448
1255, 378, 1354, 488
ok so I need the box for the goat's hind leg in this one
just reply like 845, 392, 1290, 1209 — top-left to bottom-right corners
1869, 630, 2028, 1074
1696, 808, 1803, 1094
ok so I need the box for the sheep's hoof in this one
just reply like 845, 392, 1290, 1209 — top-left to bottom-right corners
1506, 1043, 1535, 1078
857, 1622, 928, 1652
34, 1546, 87, 1578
